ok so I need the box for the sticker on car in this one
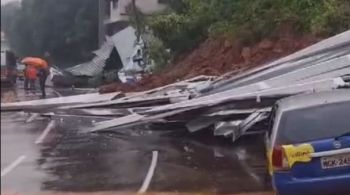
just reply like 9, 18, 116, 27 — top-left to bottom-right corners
282, 144, 314, 167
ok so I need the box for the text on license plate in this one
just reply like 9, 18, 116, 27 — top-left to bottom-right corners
321, 154, 350, 169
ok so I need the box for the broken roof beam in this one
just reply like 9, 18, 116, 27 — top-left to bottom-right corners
203, 32, 350, 94
205, 48, 350, 95
89, 78, 345, 132
43, 108, 134, 117
232, 111, 269, 142
186, 116, 226, 133
300, 66, 350, 82
59, 93, 190, 110
1, 92, 121, 111
60, 77, 213, 110
266, 54, 350, 83
150, 62, 350, 114
186, 105, 272, 133
87, 107, 192, 132
205, 107, 272, 117
214, 120, 242, 137
144, 77, 345, 115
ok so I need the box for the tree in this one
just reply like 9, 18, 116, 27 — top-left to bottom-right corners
1, 0, 99, 67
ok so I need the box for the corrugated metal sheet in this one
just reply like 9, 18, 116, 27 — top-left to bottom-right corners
88, 78, 347, 132
67, 57, 106, 77
93, 36, 114, 59
1, 92, 121, 111
86, 30, 350, 132
67, 27, 138, 77
112, 26, 137, 68
67, 38, 114, 77
203, 30, 350, 94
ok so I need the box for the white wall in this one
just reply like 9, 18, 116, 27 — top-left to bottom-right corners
106, 0, 167, 24
1, 41, 9, 51
136, 0, 167, 15
108, 0, 130, 23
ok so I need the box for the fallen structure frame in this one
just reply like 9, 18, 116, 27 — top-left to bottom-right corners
2, 30, 350, 143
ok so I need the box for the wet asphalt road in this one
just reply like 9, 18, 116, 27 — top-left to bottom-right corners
1, 85, 272, 194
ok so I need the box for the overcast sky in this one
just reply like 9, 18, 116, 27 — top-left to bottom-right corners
1, 0, 19, 5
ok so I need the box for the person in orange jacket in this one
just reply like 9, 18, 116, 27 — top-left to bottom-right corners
24, 65, 37, 91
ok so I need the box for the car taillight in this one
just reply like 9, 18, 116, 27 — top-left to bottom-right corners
272, 145, 289, 171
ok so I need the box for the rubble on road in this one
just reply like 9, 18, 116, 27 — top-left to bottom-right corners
0, 92, 121, 111
59, 75, 214, 110
86, 30, 350, 140
1, 30, 350, 143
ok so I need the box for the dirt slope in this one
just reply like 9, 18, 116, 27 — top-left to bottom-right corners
100, 34, 320, 93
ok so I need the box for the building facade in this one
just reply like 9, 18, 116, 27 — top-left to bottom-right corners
99, 0, 168, 39
67, 0, 169, 86
1, 32, 10, 52
104, 0, 167, 24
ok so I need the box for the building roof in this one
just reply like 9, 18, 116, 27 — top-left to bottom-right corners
277, 89, 350, 112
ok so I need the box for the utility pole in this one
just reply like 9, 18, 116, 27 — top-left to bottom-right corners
132, 0, 141, 43
98, 0, 106, 47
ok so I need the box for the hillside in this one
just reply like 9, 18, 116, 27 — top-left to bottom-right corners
100, 33, 320, 93
100, 0, 349, 93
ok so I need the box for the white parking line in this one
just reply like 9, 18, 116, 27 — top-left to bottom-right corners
35, 120, 56, 144
26, 113, 40, 123
53, 90, 62, 97
1, 155, 27, 177
138, 151, 159, 194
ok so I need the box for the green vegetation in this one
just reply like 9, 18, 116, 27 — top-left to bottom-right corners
2, 0, 349, 70
148, 36, 172, 71
147, 0, 350, 69
1, 0, 98, 66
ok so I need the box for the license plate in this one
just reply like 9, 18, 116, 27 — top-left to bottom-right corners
321, 154, 350, 169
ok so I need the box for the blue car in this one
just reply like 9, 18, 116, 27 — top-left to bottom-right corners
265, 89, 350, 195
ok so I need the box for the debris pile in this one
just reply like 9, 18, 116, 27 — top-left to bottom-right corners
2, 30, 350, 143
99, 34, 320, 93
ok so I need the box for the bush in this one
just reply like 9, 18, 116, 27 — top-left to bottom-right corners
149, 37, 172, 71
148, 0, 350, 69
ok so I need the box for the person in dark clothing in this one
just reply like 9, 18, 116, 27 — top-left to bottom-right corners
37, 52, 52, 98
24, 65, 29, 91
37, 67, 48, 98
6, 51, 17, 84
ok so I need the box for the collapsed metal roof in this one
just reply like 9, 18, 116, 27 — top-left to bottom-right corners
67, 39, 115, 76
67, 26, 138, 77
3, 30, 350, 143
112, 26, 138, 69
86, 30, 350, 133
1, 92, 121, 111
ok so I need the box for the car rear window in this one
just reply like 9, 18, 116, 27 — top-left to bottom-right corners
276, 101, 350, 144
